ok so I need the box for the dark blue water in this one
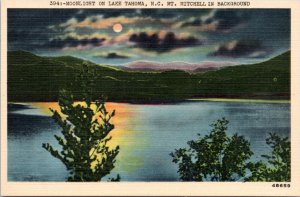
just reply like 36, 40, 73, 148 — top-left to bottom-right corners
7, 101, 290, 181
7, 104, 67, 181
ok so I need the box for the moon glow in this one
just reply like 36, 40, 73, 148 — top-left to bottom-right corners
113, 23, 123, 33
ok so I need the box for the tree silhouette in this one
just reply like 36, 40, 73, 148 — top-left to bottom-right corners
42, 65, 120, 181
246, 133, 290, 181
170, 118, 253, 181
171, 118, 291, 182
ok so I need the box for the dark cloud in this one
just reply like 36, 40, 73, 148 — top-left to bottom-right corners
94, 52, 129, 59
181, 19, 202, 27
46, 37, 105, 49
210, 39, 268, 58
182, 10, 250, 31
7, 9, 87, 51
209, 10, 247, 31
129, 32, 201, 52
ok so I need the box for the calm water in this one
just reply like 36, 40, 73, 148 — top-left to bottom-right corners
7, 101, 290, 181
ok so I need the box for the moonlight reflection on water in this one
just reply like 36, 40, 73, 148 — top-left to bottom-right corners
8, 101, 290, 181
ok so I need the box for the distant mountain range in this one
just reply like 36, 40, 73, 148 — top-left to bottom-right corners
122, 60, 237, 72
7, 50, 290, 103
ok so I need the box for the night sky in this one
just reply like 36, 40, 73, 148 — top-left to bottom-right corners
8, 9, 290, 67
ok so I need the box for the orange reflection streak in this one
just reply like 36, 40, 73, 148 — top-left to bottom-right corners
30, 102, 135, 146
29, 102, 144, 172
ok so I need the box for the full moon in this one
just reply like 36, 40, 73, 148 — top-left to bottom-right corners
113, 23, 123, 33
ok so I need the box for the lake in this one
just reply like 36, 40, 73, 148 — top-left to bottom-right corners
7, 100, 290, 181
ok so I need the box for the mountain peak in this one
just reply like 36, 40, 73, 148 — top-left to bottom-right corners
124, 60, 237, 73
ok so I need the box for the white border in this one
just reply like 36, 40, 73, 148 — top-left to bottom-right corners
1, 0, 300, 196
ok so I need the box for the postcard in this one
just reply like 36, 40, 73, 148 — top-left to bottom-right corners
1, 0, 300, 196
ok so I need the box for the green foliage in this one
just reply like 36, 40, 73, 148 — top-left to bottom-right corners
171, 119, 291, 182
246, 133, 290, 181
8, 50, 290, 103
170, 118, 253, 181
42, 65, 120, 181
195, 51, 290, 98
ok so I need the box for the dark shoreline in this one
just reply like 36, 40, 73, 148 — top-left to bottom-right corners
8, 93, 290, 105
